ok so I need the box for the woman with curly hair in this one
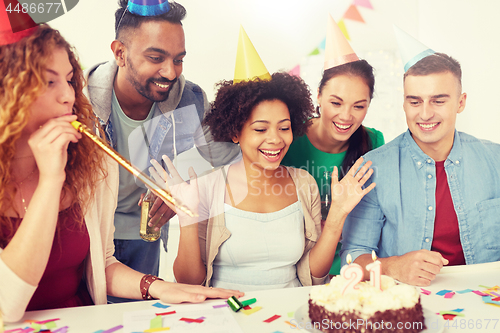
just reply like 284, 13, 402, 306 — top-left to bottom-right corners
0, 24, 241, 323
153, 72, 375, 291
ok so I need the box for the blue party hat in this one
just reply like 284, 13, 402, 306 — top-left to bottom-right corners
393, 25, 435, 72
127, 0, 171, 17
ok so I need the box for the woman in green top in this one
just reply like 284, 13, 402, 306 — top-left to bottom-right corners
281, 59, 384, 276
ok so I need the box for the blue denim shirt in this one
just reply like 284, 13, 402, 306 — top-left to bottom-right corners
341, 130, 500, 267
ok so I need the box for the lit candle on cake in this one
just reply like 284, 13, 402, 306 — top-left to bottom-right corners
366, 250, 382, 291
340, 254, 363, 295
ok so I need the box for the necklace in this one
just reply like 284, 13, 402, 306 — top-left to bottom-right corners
14, 166, 38, 213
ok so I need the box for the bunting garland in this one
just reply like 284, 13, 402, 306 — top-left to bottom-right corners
293, 0, 374, 75
343, 5, 365, 23
353, 0, 374, 10
338, 19, 350, 41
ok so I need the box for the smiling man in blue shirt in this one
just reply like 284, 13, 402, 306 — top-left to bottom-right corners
341, 51, 500, 286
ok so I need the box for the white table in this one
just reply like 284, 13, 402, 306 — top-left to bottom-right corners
4, 262, 500, 333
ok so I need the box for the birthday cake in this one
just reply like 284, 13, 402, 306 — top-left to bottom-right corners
308, 275, 425, 333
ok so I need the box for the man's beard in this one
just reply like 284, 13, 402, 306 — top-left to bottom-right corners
126, 58, 177, 103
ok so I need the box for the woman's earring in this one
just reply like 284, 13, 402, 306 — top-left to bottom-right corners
315, 105, 321, 116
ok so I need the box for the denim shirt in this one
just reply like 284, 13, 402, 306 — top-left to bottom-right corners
341, 130, 500, 267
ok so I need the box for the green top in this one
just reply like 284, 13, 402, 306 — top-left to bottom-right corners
281, 126, 385, 275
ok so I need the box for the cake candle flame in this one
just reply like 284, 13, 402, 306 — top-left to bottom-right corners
71, 120, 197, 217
366, 250, 382, 291
346, 253, 352, 265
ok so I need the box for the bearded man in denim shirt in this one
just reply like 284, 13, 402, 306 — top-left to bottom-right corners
341, 49, 500, 286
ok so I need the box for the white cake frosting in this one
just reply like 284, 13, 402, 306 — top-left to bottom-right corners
309, 275, 420, 319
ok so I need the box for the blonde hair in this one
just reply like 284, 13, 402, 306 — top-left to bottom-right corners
0, 24, 106, 247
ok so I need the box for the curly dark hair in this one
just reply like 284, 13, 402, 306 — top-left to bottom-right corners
204, 72, 314, 142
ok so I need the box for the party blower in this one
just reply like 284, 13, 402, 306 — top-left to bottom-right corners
70, 120, 197, 218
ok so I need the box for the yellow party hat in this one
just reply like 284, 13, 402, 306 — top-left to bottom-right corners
324, 14, 359, 70
234, 26, 271, 84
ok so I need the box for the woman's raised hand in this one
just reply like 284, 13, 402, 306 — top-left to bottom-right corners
150, 155, 199, 224
329, 157, 375, 218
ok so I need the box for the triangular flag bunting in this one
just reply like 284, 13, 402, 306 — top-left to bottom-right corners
319, 37, 326, 50
338, 19, 351, 41
308, 47, 320, 56
289, 64, 300, 77
343, 5, 365, 23
353, 0, 373, 10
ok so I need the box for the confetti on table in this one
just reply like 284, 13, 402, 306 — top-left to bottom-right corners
44, 321, 57, 329
479, 285, 492, 289
271, 331, 284, 333
101, 325, 123, 333
240, 306, 262, 315
212, 304, 228, 309
5, 329, 25, 333
442, 314, 456, 321
155, 311, 176, 316
242, 305, 252, 310
143, 328, 170, 332
436, 289, 452, 296
439, 311, 465, 317
493, 297, 500, 302
152, 303, 170, 309
456, 289, 473, 294
491, 292, 500, 297
179, 318, 204, 323
34, 319, 60, 325
240, 298, 257, 307
420, 288, 431, 295
473, 290, 489, 296
287, 311, 294, 318
150, 316, 162, 329
30, 324, 41, 332
264, 315, 281, 323
444, 292, 455, 299
17, 329, 34, 333
52, 327, 69, 333
450, 308, 464, 312
285, 320, 298, 328
483, 296, 500, 305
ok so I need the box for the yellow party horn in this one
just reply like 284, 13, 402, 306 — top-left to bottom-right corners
71, 120, 197, 217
